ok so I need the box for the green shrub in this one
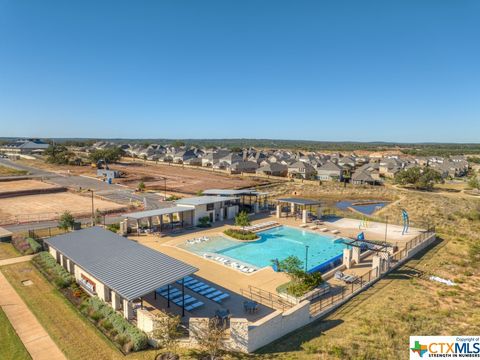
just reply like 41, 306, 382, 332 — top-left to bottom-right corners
91, 311, 104, 322
85, 297, 148, 351
224, 228, 258, 241
26, 238, 42, 253
197, 216, 211, 228
107, 223, 120, 233
33, 252, 74, 287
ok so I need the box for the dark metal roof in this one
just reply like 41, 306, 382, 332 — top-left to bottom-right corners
276, 197, 321, 206
123, 206, 194, 220
175, 195, 239, 206
202, 189, 260, 196
45, 227, 197, 301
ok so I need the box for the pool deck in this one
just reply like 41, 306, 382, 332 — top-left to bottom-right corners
130, 214, 422, 300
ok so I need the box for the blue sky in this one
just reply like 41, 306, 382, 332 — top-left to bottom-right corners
1, 1, 479, 142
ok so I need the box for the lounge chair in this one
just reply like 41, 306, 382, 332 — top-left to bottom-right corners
205, 290, 223, 299
331, 229, 340, 234
319, 228, 328, 232
212, 293, 230, 303
198, 287, 216, 296
335, 271, 358, 284
185, 301, 204, 312
191, 284, 209, 292
300, 224, 308, 228
188, 282, 206, 290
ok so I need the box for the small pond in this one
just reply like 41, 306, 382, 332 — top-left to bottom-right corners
336, 200, 390, 215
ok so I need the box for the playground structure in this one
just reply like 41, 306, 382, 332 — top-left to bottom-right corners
359, 217, 369, 229
402, 209, 410, 235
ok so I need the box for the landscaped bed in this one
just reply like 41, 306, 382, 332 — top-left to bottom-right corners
223, 228, 259, 241
31, 252, 148, 354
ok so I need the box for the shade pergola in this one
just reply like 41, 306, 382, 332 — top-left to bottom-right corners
276, 198, 321, 206
275, 198, 321, 220
123, 206, 195, 233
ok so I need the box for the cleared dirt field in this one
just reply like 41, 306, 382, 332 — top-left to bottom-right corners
0, 179, 57, 193
0, 192, 125, 223
16, 158, 271, 195
110, 161, 270, 194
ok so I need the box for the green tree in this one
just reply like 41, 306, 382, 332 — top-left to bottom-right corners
58, 211, 75, 231
198, 216, 211, 227
468, 176, 480, 190
88, 148, 124, 164
45, 144, 74, 165
138, 181, 146, 192
416, 168, 443, 190
277, 255, 323, 297
277, 255, 304, 280
394, 167, 442, 191
234, 211, 250, 229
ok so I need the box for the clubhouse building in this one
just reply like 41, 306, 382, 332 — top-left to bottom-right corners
45, 227, 198, 320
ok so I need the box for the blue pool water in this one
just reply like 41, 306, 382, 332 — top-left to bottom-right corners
179, 226, 348, 271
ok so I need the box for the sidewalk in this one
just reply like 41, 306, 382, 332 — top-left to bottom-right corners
0, 255, 34, 266
0, 268, 66, 360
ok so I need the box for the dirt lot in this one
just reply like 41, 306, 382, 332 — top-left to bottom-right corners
113, 161, 270, 194
0, 179, 57, 193
0, 192, 125, 224
16, 158, 270, 195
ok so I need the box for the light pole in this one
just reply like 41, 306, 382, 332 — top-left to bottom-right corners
305, 245, 309, 272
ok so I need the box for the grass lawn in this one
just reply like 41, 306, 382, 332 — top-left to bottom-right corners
0, 308, 31, 360
256, 182, 480, 359
0, 165, 28, 177
0, 242, 21, 260
1, 261, 163, 360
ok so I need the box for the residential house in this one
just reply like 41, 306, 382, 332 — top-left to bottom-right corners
287, 161, 317, 179
256, 162, 288, 177
316, 161, 343, 181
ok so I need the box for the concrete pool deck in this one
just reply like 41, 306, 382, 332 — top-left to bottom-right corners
129, 214, 422, 297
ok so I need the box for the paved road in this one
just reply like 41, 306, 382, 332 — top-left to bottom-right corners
2, 215, 125, 233
0, 159, 166, 209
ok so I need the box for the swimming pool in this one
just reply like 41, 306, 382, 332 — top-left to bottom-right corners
178, 226, 348, 271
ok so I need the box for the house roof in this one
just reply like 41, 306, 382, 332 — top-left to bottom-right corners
203, 189, 260, 196
317, 161, 342, 171
45, 227, 198, 301
352, 170, 375, 182
257, 162, 287, 172
175, 195, 239, 206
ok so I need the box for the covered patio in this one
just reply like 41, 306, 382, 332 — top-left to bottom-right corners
202, 189, 270, 213
121, 206, 195, 235
275, 197, 322, 223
